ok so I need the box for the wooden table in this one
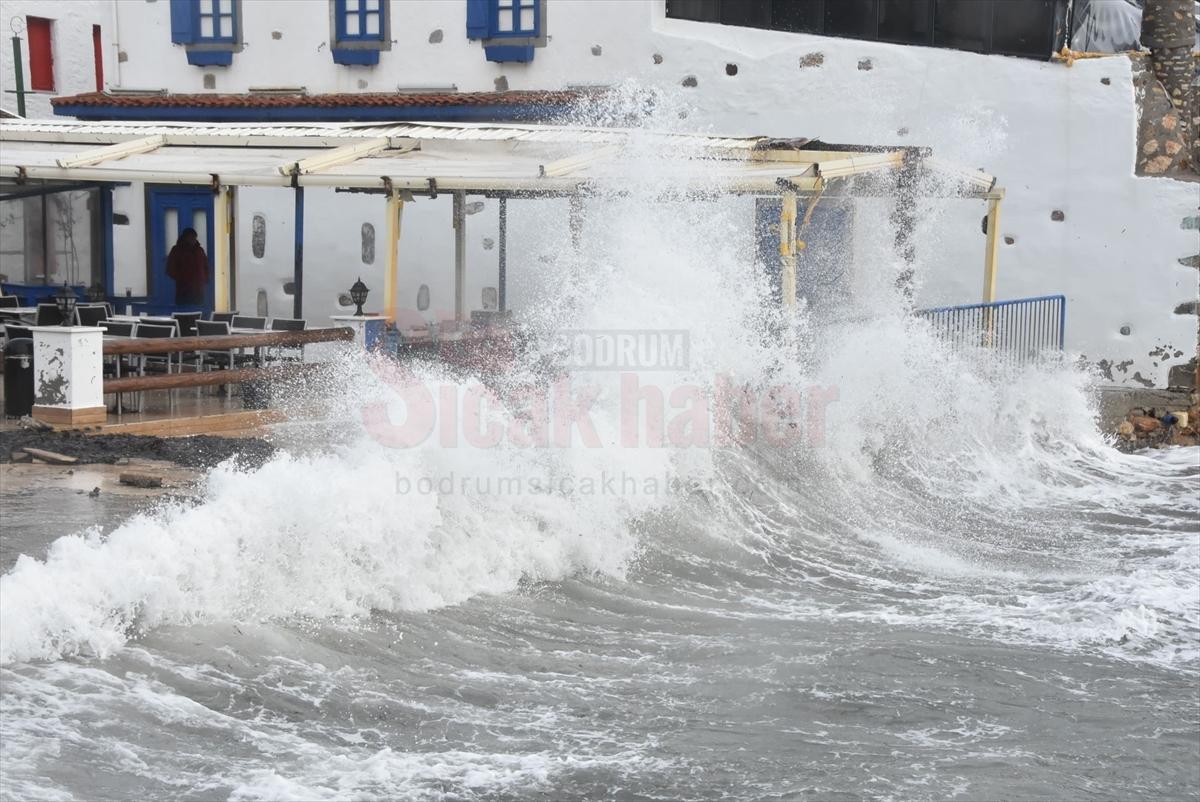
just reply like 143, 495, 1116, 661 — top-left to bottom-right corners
0, 307, 39, 324
109, 314, 179, 328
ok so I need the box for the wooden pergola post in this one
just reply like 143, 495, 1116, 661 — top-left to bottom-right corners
384, 188, 404, 322
779, 191, 798, 308
982, 192, 1003, 303
498, 196, 507, 313
213, 185, 233, 313
452, 191, 466, 322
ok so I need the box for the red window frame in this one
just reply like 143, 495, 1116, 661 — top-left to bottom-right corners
26, 16, 54, 92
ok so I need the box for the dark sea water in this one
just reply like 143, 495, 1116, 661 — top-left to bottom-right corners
1, 432, 1196, 801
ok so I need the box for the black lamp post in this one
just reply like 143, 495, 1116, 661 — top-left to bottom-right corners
53, 283, 77, 326
349, 277, 369, 316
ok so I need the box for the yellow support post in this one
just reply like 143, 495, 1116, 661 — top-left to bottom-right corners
213, 186, 232, 313
982, 195, 1002, 303
779, 192, 798, 308
384, 188, 404, 322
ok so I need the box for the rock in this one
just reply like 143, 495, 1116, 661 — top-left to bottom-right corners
17, 416, 52, 432
21, 447, 78, 465
9, 450, 32, 463
88, 487, 101, 498
1117, 421, 1135, 438
1130, 415, 1162, 433
1168, 429, 1199, 447
119, 472, 163, 488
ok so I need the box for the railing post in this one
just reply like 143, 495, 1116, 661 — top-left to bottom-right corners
28, 326, 107, 426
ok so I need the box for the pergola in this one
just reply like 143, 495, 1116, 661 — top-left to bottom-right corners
0, 118, 1004, 319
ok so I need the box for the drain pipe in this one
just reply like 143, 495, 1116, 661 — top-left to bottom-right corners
110, 0, 122, 87
10, 36, 26, 117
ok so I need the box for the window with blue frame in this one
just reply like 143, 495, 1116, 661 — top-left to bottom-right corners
197, 0, 236, 42
332, 0, 388, 65
493, 0, 538, 37
169, 0, 240, 66
466, 0, 543, 62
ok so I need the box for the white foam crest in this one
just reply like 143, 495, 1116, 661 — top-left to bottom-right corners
0, 433, 648, 664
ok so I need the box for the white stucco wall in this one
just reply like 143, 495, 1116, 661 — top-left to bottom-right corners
0, 0, 112, 118
83, 0, 1200, 385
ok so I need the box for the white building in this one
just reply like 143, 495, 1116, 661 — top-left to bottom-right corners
2, 0, 1197, 387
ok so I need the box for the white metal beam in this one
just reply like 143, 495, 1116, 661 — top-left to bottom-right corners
276, 137, 401, 176
539, 145, 620, 178
54, 134, 166, 168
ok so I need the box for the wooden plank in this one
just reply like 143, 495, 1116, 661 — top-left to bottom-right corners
70, 409, 285, 438
31, 405, 107, 425
103, 362, 326, 394
21, 447, 78, 464
120, 472, 163, 488
102, 326, 353, 356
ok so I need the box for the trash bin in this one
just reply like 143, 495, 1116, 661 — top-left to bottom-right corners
4, 338, 35, 418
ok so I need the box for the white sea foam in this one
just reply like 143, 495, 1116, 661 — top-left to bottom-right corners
1, 85, 1196, 677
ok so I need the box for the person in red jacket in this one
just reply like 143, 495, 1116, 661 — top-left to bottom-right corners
165, 228, 208, 307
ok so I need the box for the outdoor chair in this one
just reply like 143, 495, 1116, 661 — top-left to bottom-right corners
0, 295, 18, 308
209, 311, 238, 324
231, 315, 267, 330
75, 305, 109, 326
35, 304, 63, 326
3, 324, 32, 344
267, 317, 307, 363
100, 321, 138, 413
133, 323, 178, 411
172, 311, 202, 337
195, 320, 237, 396
135, 323, 177, 374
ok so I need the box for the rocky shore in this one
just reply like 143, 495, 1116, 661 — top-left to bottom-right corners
1112, 392, 1200, 452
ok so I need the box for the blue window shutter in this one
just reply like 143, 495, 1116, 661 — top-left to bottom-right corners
170, 0, 195, 44
332, 48, 380, 65
466, 0, 489, 39
485, 44, 533, 62
186, 49, 233, 66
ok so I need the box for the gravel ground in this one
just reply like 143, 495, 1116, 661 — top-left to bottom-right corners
0, 429, 275, 469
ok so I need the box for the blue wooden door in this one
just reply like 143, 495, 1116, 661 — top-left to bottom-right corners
148, 187, 215, 313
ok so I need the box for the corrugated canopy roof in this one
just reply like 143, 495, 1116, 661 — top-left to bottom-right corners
0, 118, 999, 197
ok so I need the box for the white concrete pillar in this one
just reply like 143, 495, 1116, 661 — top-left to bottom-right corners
28, 326, 107, 426
331, 315, 387, 351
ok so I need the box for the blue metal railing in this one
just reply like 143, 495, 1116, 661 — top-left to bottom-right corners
916, 294, 1066, 362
